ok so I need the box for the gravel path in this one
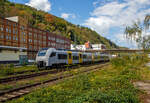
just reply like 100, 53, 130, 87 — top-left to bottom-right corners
134, 81, 150, 103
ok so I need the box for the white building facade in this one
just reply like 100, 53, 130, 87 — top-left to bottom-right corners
71, 44, 86, 50
92, 44, 106, 50
71, 44, 106, 50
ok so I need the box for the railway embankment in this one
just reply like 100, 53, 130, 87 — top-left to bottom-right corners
5, 53, 150, 103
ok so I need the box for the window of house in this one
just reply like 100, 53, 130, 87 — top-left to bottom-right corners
0, 26, 3, 31
34, 40, 37, 44
9, 29, 11, 33
21, 25, 24, 30
13, 24, 16, 27
6, 35, 8, 40
48, 42, 51, 46
6, 21, 9, 25
29, 45, 32, 49
6, 28, 8, 32
13, 29, 15, 34
29, 32, 32, 36
29, 39, 32, 43
16, 30, 18, 34
21, 32, 24, 35
0, 34, 4, 39
13, 36, 16, 40
24, 32, 26, 36
34, 34, 37, 38
9, 36, 11, 40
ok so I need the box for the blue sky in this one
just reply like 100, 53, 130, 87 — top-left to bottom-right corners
9, 0, 150, 48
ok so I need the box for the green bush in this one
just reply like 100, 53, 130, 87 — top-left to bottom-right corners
9, 63, 14, 68
0, 64, 14, 76
111, 53, 148, 69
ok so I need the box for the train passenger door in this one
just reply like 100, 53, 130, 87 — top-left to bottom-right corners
67, 51, 72, 65
79, 53, 82, 64
49, 52, 56, 66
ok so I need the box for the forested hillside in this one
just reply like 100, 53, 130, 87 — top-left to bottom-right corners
0, 0, 119, 48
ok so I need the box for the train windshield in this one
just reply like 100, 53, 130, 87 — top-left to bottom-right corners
38, 50, 47, 56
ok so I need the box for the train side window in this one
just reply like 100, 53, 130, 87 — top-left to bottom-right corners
83, 55, 87, 59
69, 53, 72, 59
63, 54, 67, 59
58, 54, 67, 59
50, 52, 56, 57
73, 56, 79, 60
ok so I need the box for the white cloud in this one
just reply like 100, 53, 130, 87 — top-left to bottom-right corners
61, 13, 70, 19
26, 0, 51, 12
84, 0, 150, 48
61, 13, 76, 19
84, 16, 114, 34
92, 2, 127, 16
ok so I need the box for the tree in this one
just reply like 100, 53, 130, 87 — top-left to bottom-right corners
137, 36, 150, 49
124, 15, 150, 49
45, 14, 54, 22
68, 29, 76, 42
0, 0, 8, 17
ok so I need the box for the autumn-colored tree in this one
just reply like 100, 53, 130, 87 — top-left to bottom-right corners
37, 23, 46, 30
8, 7, 20, 16
19, 10, 30, 20
45, 14, 54, 23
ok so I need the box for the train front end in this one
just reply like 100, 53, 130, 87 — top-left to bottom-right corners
36, 48, 49, 68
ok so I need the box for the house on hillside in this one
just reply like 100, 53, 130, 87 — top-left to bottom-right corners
71, 41, 106, 50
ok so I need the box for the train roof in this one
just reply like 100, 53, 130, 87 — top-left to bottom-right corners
57, 48, 81, 52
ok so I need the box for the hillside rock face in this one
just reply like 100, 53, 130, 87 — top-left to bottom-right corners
0, 0, 119, 49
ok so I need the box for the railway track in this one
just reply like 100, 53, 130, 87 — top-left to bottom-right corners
0, 69, 59, 84
3, 66, 61, 77
0, 62, 108, 84
0, 63, 109, 102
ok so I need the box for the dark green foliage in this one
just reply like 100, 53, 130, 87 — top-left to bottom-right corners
0, 64, 14, 75
111, 54, 148, 69
9, 63, 14, 68
0, 0, 8, 17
